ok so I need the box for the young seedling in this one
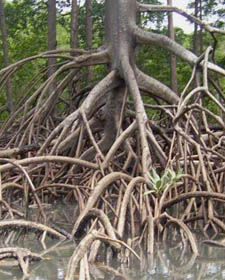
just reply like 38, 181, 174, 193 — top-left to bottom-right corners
145, 168, 183, 196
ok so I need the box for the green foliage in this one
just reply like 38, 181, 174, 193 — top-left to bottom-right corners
77, 0, 105, 49
57, 24, 70, 49
188, 0, 225, 31
145, 168, 183, 196
216, 35, 225, 69
138, 0, 165, 31
5, 0, 48, 55
2, 0, 48, 98
188, 0, 218, 18
0, 0, 73, 111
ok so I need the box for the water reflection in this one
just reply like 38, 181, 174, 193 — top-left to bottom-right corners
1, 238, 225, 279
143, 242, 225, 280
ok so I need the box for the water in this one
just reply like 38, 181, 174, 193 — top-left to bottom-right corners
1, 204, 225, 279
0, 238, 74, 280
1, 237, 225, 280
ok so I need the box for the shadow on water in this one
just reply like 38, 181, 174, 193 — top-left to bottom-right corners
1, 237, 225, 280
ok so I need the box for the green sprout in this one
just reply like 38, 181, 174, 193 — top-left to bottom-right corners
145, 168, 183, 196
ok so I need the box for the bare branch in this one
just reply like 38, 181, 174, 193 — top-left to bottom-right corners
0, 48, 94, 76
137, 2, 225, 35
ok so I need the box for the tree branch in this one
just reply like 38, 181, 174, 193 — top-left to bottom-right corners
134, 66, 179, 104
133, 26, 225, 76
0, 49, 95, 76
137, 2, 225, 35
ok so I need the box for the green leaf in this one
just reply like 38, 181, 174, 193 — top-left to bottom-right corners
152, 168, 160, 181
156, 180, 162, 190
145, 168, 183, 197
177, 168, 183, 178
144, 190, 155, 195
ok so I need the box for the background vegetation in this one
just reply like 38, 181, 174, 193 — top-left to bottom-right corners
1, 0, 224, 120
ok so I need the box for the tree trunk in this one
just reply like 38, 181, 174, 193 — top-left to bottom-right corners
0, 0, 13, 112
48, 0, 57, 91
167, 0, 178, 94
105, 0, 137, 70
85, 0, 93, 81
71, 0, 79, 51
69, 0, 80, 99
193, 0, 203, 89
193, 0, 200, 55
199, 0, 203, 54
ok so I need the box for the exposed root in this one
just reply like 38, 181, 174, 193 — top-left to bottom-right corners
135, 67, 178, 104
0, 220, 68, 240
164, 214, 198, 255
77, 208, 121, 250
0, 2, 225, 277
72, 172, 132, 237
0, 156, 98, 172
66, 229, 139, 280
65, 230, 100, 280
122, 57, 152, 177
0, 247, 42, 276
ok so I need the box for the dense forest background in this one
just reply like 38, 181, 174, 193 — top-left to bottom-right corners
0, 0, 224, 119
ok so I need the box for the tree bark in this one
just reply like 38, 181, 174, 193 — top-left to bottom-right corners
0, 0, 13, 112
69, 0, 80, 98
199, 0, 203, 54
193, 0, 200, 55
105, 0, 137, 70
48, 0, 57, 91
85, 0, 93, 81
70, 0, 79, 51
167, 0, 178, 94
